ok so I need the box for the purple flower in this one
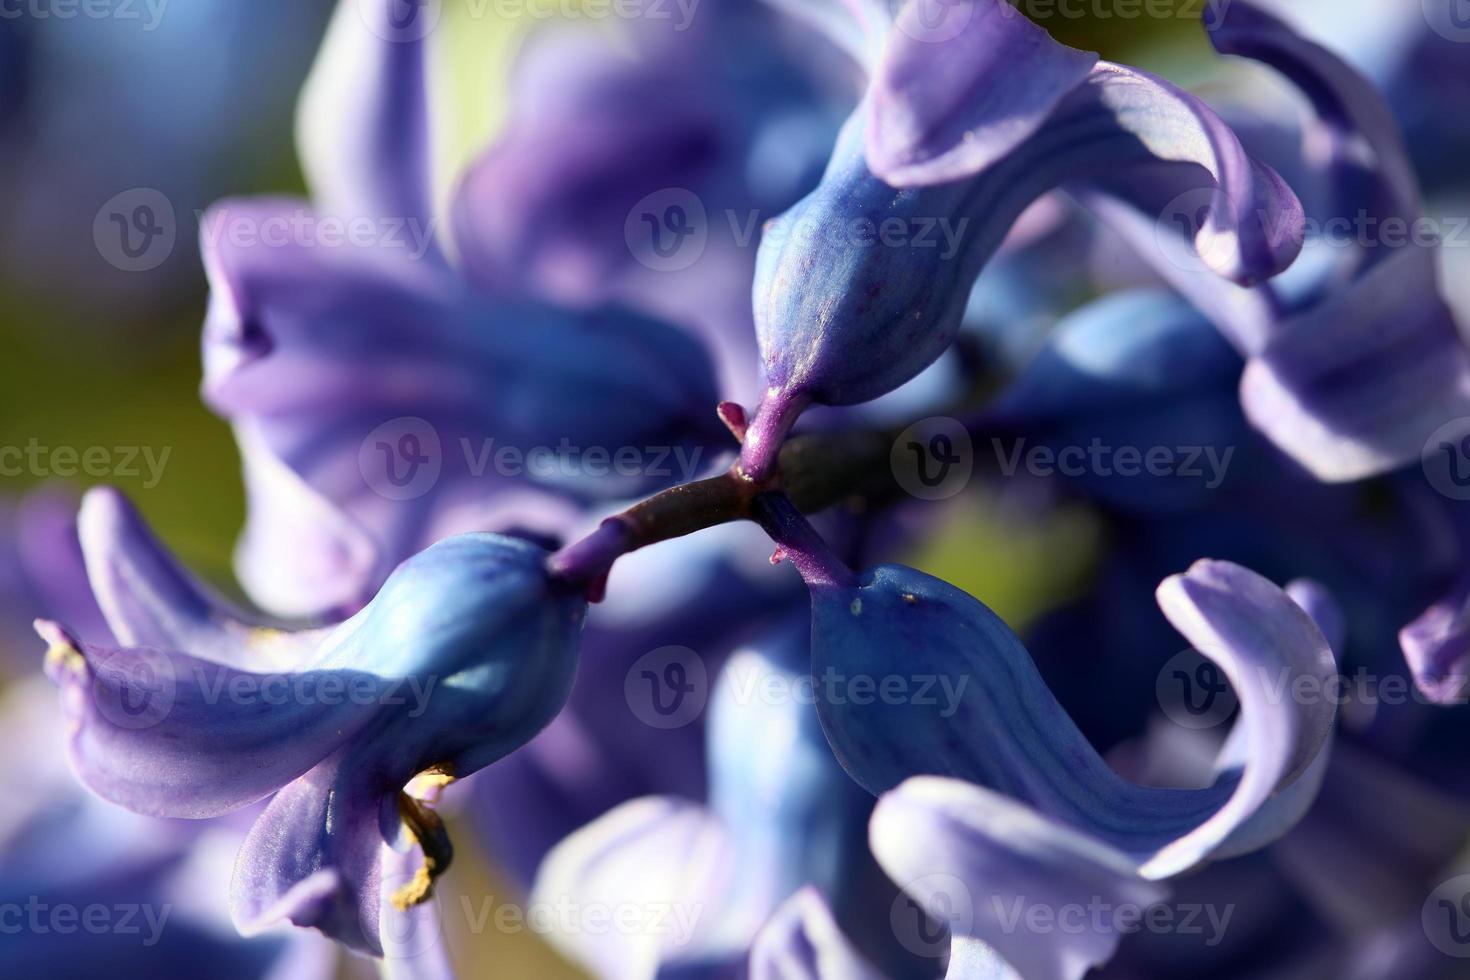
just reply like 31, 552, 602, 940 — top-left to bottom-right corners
738, 0, 1304, 481
39, 488, 584, 956
204, 0, 724, 618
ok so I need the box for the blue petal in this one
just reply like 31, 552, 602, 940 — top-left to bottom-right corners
808, 559, 1335, 878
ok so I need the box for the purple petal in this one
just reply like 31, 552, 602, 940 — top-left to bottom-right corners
1206, 0, 1420, 230
36, 621, 376, 819
1239, 245, 1470, 481
296, 0, 435, 230
1400, 589, 1470, 705
78, 486, 328, 664
809, 559, 1335, 879
748, 887, 884, 980
231, 750, 390, 954
867, 0, 1097, 187
871, 777, 1163, 980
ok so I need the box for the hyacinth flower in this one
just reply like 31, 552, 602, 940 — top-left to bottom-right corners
452, 4, 840, 401
1076, 2, 1470, 483
735, 0, 1305, 482
203, 0, 724, 618
526, 615, 918, 979
36, 488, 585, 959
734, 492, 1335, 979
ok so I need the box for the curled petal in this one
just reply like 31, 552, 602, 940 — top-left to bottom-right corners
1239, 245, 1470, 481
871, 777, 1164, 980
748, 887, 884, 980
1206, 0, 1420, 230
809, 559, 1335, 879
36, 621, 377, 819
78, 486, 328, 666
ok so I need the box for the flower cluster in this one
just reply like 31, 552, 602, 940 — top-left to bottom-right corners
8, 0, 1470, 978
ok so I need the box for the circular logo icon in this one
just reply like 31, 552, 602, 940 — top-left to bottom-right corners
1155, 187, 1244, 275
625, 189, 708, 273
893, 0, 977, 44
1423, 874, 1470, 957
1156, 647, 1238, 731
625, 646, 708, 729
1422, 417, 1470, 500
359, 0, 442, 42
1425, 0, 1470, 43
890, 872, 973, 957
94, 188, 176, 273
376, 868, 446, 961
359, 417, 442, 501
90, 646, 176, 731
892, 417, 973, 500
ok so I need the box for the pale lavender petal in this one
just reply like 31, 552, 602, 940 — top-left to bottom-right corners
1400, 589, 1470, 705
531, 796, 743, 979
1239, 245, 1470, 482
296, 0, 435, 229
748, 887, 884, 980
871, 777, 1163, 980
867, 0, 1096, 186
